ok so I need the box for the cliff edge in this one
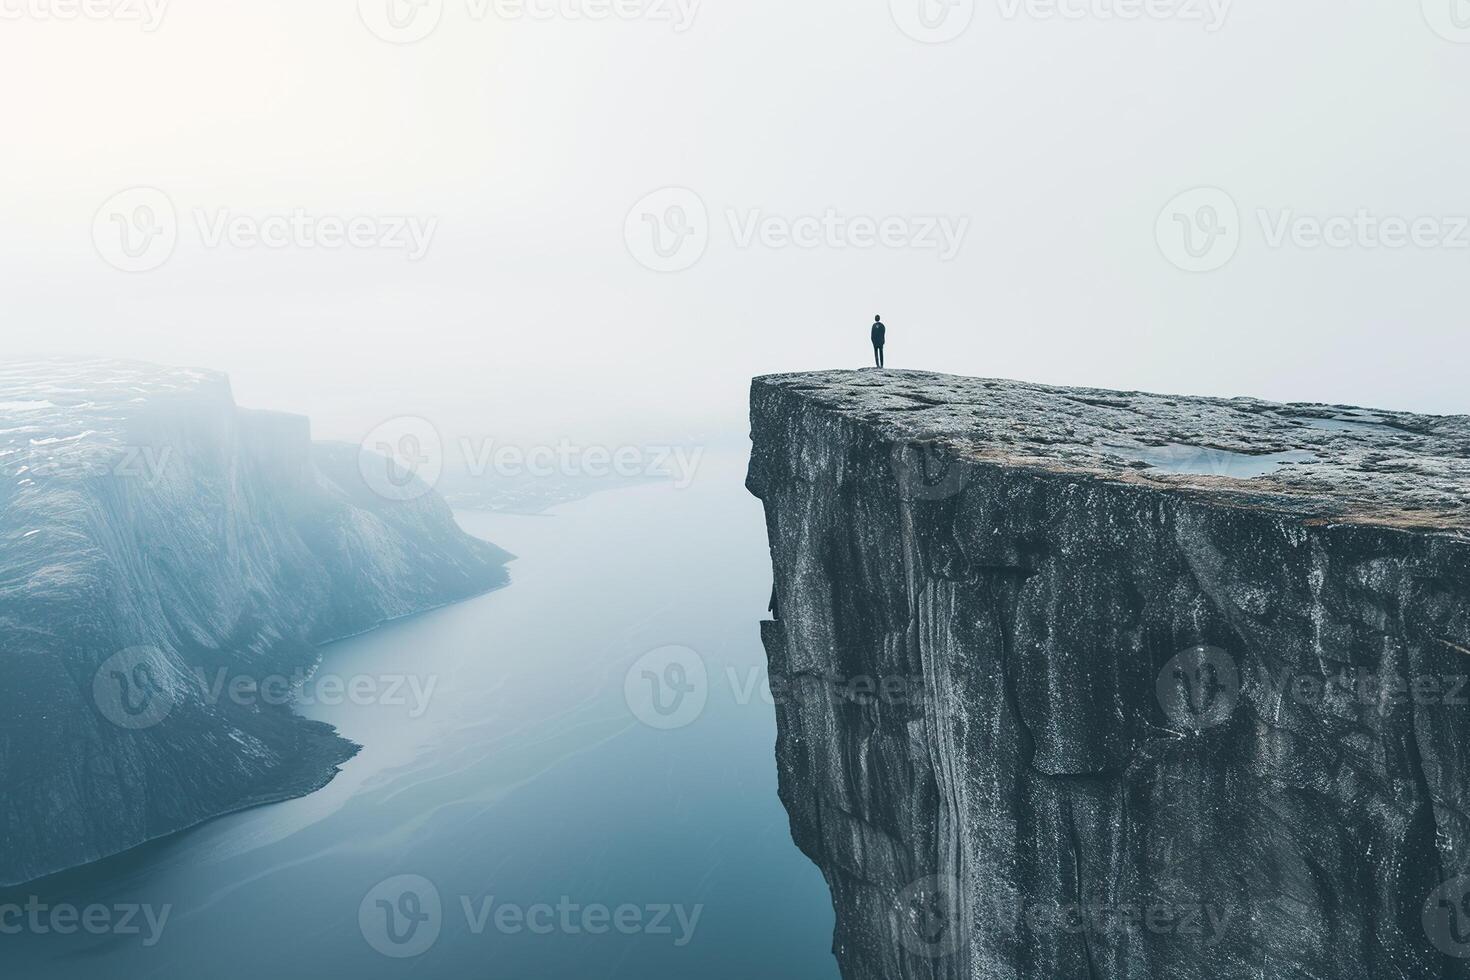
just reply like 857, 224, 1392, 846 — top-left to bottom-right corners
748, 369, 1470, 979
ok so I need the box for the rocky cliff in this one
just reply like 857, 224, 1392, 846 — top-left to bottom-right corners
748, 370, 1470, 980
0, 359, 510, 886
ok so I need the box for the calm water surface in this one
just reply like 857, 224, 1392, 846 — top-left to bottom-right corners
4, 454, 837, 979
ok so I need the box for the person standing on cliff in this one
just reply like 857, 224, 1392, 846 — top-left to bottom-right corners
871, 315, 886, 368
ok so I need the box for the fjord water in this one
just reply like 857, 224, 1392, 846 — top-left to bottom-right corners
2, 453, 837, 979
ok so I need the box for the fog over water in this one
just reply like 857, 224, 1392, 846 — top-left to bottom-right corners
4, 1, 1469, 450
0, 455, 838, 978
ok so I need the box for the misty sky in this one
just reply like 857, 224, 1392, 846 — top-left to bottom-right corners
3, 0, 1467, 447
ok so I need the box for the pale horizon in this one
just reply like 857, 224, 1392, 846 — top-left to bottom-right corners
4, 2, 1467, 440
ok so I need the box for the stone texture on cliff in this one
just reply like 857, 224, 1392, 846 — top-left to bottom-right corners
0, 359, 510, 886
748, 369, 1470, 980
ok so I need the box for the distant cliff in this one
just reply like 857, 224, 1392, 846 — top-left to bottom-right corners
749, 370, 1470, 980
0, 359, 509, 886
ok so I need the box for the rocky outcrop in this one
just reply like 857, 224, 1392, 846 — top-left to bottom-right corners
748, 369, 1470, 980
0, 359, 509, 886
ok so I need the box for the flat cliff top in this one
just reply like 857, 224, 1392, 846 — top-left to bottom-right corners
0, 358, 232, 482
753, 369, 1470, 533
0, 356, 224, 410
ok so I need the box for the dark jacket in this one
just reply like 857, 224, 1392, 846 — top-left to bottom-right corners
871, 322, 886, 346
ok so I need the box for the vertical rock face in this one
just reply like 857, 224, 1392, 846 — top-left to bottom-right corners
747, 370, 1470, 980
0, 359, 510, 886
